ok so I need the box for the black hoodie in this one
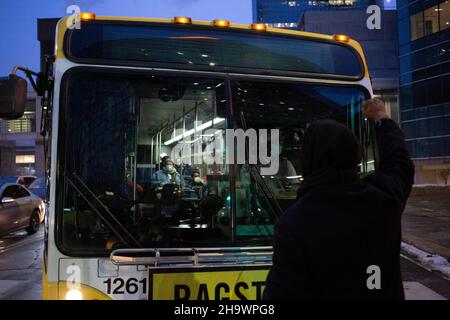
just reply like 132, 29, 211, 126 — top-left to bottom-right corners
265, 118, 415, 300
297, 119, 362, 198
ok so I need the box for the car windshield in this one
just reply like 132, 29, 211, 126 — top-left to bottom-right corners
29, 177, 45, 188
58, 71, 373, 255
22, 177, 36, 185
0, 176, 18, 187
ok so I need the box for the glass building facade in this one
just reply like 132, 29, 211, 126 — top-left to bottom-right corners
398, 0, 450, 184
253, 0, 391, 29
299, 9, 400, 122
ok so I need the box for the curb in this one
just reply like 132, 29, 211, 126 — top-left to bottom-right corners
402, 231, 450, 262
401, 241, 450, 280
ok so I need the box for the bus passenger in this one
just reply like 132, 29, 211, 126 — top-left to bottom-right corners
158, 153, 168, 170
189, 171, 208, 198
151, 157, 181, 187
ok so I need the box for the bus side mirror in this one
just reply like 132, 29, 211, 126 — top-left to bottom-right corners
0, 74, 27, 119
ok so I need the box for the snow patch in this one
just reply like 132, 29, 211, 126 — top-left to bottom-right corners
413, 184, 449, 188
401, 242, 450, 279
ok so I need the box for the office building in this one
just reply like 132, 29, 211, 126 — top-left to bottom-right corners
0, 90, 44, 176
0, 18, 59, 178
397, 0, 450, 184
253, 0, 392, 29
299, 9, 400, 121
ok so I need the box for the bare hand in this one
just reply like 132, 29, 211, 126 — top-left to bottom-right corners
362, 98, 389, 122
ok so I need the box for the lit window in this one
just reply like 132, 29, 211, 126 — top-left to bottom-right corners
424, 6, 439, 36
6, 111, 36, 133
16, 155, 35, 164
410, 1, 450, 40
440, 1, 450, 31
267, 22, 298, 28
383, 0, 396, 10
411, 11, 424, 40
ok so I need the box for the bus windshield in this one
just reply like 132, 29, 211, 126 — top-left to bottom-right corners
65, 23, 363, 78
57, 70, 373, 255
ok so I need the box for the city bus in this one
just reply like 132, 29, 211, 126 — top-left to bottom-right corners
0, 13, 375, 300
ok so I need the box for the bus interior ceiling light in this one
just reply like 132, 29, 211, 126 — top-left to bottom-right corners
334, 34, 350, 42
79, 12, 96, 21
251, 24, 267, 31
213, 20, 230, 28
174, 16, 192, 24
164, 117, 225, 145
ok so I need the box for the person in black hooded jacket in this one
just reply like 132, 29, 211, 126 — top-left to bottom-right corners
264, 98, 415, 300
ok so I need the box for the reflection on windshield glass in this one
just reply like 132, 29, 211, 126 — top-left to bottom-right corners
58, 72, 374, 254
69, 24, 362, 77
61, 73, 236, 253
232, 81, 373, 212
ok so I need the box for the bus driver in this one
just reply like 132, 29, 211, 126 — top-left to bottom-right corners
151, 157, 181, 187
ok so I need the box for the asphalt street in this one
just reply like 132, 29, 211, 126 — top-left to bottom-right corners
0, 227, 449, 300
0, 228, 43, 300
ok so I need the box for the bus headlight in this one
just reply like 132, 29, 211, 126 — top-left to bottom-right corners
65, 289, 83, 300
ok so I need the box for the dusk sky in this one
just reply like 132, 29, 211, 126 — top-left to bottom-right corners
0, 0, 252, 76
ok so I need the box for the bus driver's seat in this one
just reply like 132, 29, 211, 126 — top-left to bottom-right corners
160, 183, 180, 218
134, 187, 160, 223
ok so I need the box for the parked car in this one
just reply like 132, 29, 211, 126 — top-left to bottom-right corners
0, 183, 45, 236
0, 176, 37, 188
28, 177, 47, 201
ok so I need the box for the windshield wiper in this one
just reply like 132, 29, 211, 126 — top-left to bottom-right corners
239, 111, 283, 219
66, 172, 142, 248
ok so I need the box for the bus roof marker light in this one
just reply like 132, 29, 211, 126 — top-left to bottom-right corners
174, 16, 192, 24
251, 23, 267, 31
79, 12, 96, 21
334, 34, 350, 42
213, 20, 230, 27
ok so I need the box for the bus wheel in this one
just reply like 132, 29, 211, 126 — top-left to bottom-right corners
26, 210, 41, 235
